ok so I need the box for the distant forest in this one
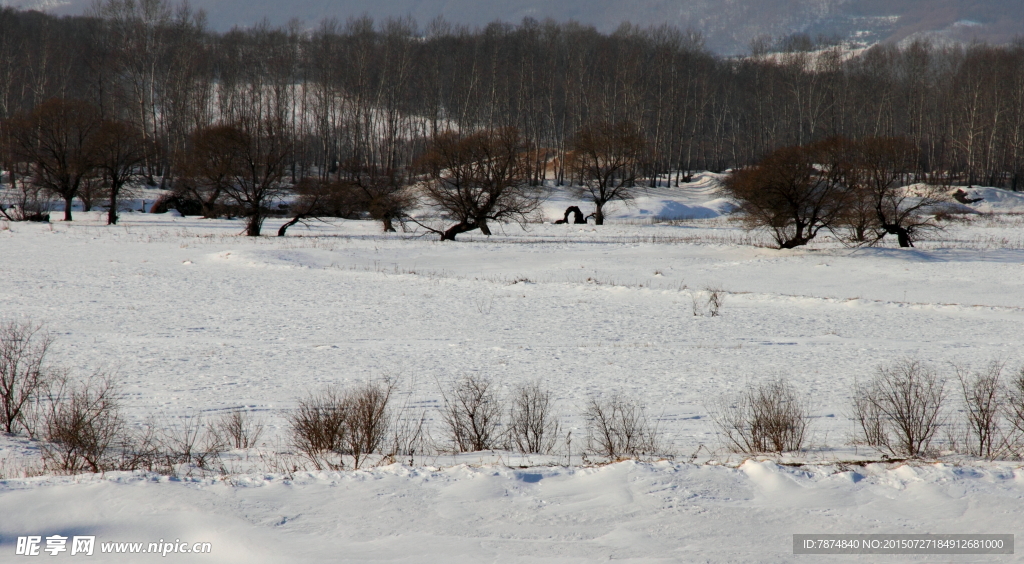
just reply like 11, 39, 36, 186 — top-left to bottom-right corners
1, 2, 1023, 191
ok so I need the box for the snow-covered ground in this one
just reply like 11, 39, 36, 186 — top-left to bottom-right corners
2, 181, 1024, 561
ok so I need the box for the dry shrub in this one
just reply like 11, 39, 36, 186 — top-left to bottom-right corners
344, 381, 394, 469
388, 406, 428, 464
289, 380, 396, 470
508, 381, 560, 454
853, 359, 946, 457
439, 375, 503, 452
215, 409, 266, 449
162, 412, 224, 469
290, 386, 348, 470
40, 374, 125, 474
584, 394, 660, 459
711, 378, 809, 453
0, 320, 56, 434
691, 286, 725, 317
1002, 366, 1024, 458
954, 361, 1005, 458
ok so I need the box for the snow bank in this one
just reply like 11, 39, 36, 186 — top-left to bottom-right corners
2, 460, 1022, 562
541, 172, 736, 222
955, 186, 1024, 214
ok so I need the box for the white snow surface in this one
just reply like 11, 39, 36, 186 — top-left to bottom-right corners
3, 182, 1024, 561
3, 460, 1023, 562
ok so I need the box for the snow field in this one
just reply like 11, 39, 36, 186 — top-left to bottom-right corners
2, 183, 1024, 561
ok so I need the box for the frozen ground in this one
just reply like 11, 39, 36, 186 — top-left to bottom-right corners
2, 182, 1024, 561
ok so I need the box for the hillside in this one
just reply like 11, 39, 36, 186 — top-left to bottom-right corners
3, 0, 1021, 54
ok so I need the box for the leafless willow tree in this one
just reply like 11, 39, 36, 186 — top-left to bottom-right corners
5, 98, 103, 221
724, 139, 850, 249
420, 128, 543, 241
570, 121, 646, 224
94, 119, 148, 225
855, 136, 947, 248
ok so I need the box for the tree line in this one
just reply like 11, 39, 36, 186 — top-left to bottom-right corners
1, 2, 1023, 235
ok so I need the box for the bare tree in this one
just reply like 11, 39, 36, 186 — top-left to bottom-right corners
173, 125, 238, 218
857, 136, 945, 248
724, 139, 849, 249
347, 167, 416, 233
5, 98, 103, 221
570, 121, 646, 225
220, 121, 292, 236
420, 128, 542, 241
94, 119, 147, 225
177, 121, 290, 234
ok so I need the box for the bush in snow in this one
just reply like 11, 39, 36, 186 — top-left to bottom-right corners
438, 374, 504, 452
583, 393, 661, 459
852, 359, 946, 458
215, 409, 266, 450
39, 373, 126, 474
0, 320, 57, 434
710, 378, 809, 454
289, 380, 395, 470
507, 380, 560, 455
951, 361, 1006, 459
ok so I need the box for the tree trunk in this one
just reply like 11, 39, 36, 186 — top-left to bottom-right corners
246, 213, 262, 236
107, 184, 119, 225
277, 215, 302, 236
63, 195, 73, 221
779, 236, 809, 249
477, 219, 491, 235
381, 215, 396, 232
594, 204, 604, 225
896, 228, 913, 248
441, 222, 476, 241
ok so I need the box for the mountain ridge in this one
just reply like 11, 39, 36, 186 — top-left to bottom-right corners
2, 0, 1021, 54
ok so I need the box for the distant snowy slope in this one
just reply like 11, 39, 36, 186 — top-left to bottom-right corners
541, 172, 737, 222
6, 0, 1022, 54
957, 186, 1024, 214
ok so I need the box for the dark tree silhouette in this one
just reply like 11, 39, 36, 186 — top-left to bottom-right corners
724, 139, 850, 249
94, 119, 147, 225
857, 136, 944, 248
420, 128, 542, 241
570, 121, 646, 225
5, 98, 103, 221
